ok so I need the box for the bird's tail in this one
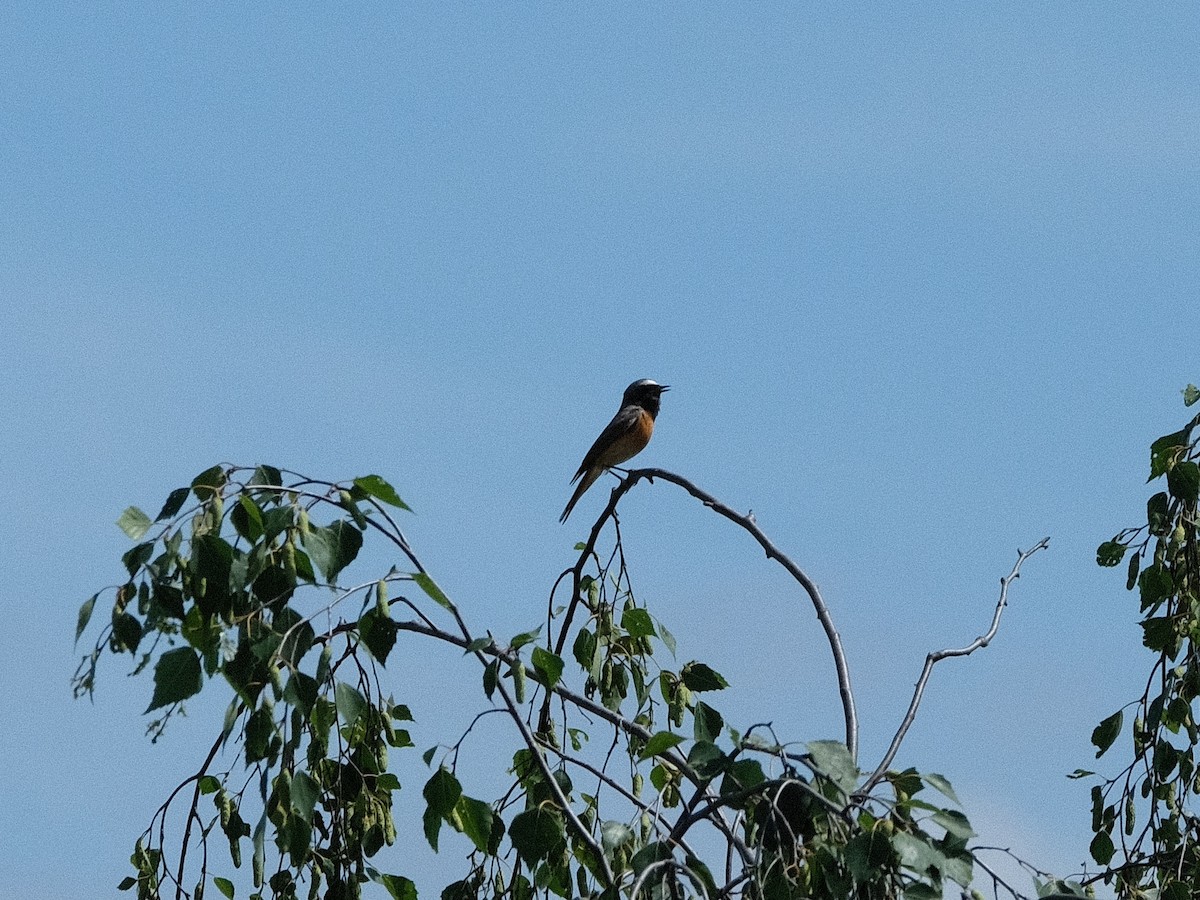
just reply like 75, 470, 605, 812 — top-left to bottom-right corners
559, 468, 601, 523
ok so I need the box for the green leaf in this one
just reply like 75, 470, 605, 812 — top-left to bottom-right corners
244, 707, 276, 763
334, 682, 368, 727
807, 740, 859, 794
903, 885, 941, 900
621, 607, 656, 638
680, 661, 729, 692
413, 572, 454, 611
145, 648, 203, 712
75, 594, 98, 645
509, 626, 541, 650
455, 795, 496, 853
1138, 563, 1175, 611
572, 628, 596, 671
1151, 430, 1190, 479
509, 808, 564, 866
482, 660, 498, 699
302, 520, 363, 582
191, 465, 226, 501
932, 809, 975, 839
1089, 829, 1115, 865
1168, 460, 1200, 503
118, 876, 138, 891
1092, 710, 1123, 758
720, 759, 766, 794
693, 701, 724, 744
638, 731, 686, 760
423, 767, 462, 819
290, 771, 320, 825
283, 672, 318, 716
1184, 384, 1200, 407
845, 828, 895, 882
231, 496, 264, 543
657, 619, 677, 656
463, 636, 493, 653
378, 874, 417, 900
1095, 540, 1125, 567
213, 876, 235, 899
1067, 769, 1095, 780
531, 647, 564, 689
156, 487, 191, 521
891, 831, 940, 877
1126, 551, 1140, 591
923, 773, 959, 804
1141, 616, 1177, 653
353, 475, 412, 511
359, 608, 399, 666
1147, 491, 1171, 535
117, 507, 152, 540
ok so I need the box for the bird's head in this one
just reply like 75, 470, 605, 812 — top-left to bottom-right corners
623, 379, 669, 414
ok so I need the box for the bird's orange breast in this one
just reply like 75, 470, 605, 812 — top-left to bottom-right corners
598, 408, 654, 468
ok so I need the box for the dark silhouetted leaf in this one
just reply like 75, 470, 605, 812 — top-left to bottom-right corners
693, 701, 723, 743
1138, 564, 1174, 610
360, 608, 399, 666
1168, 460, 1200, 503
509, 808, 564, 866
112, 612, 143, 653
303, 520, 363, 582
146, 648, 202, 712
1141, 616, 1177, 653
1092, 710, 1123, 758
1126, 551, 1140, 591
156, 488, 191, 521
191, 465, 226, 501
681, 661, 728, 692
423, 768, 462, 818
1089, 829, 1115, 865
1095, 540, 1125, 567
1147, 492, 1171, 535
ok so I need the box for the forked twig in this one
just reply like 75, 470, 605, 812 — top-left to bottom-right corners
858, 538, 1050, 796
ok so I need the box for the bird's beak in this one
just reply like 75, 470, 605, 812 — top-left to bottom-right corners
659, 385, 670, 392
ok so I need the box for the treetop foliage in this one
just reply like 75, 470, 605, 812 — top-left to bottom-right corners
74, 385, 1200, 900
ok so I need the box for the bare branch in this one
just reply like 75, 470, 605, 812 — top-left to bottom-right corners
619, 467, 859, 762
858, 538, 1050, 796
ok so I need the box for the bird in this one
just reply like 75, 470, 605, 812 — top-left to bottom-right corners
560, 379, 670, 523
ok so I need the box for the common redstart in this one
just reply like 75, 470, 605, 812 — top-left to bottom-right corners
560, 379, 669, 523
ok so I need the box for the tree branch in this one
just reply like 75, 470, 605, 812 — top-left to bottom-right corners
622, 467, 859, 762
858, 538, 1050, 796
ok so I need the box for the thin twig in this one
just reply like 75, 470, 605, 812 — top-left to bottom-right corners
858, 538, 1050, 796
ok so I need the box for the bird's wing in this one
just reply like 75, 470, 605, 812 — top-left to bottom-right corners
571, 405, 640, 482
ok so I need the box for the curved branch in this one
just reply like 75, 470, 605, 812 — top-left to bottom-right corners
625, 467, 859, 762
858, 538, 1050, 796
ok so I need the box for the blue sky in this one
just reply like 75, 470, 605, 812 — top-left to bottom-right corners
2, 5, 1197, 898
